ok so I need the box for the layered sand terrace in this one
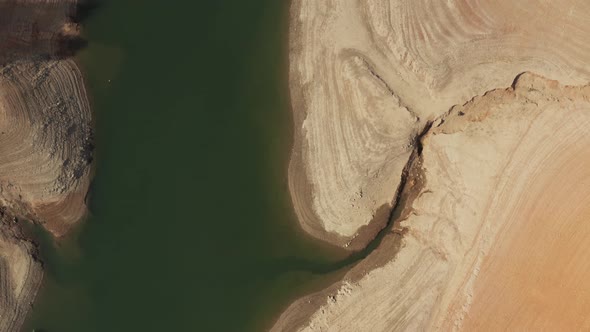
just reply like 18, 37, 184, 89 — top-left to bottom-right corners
283, 1, 590, 328
288, 0, 590, 248
277, 73, 590, 331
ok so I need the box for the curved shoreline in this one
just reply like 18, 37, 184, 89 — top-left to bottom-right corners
0, 58, 93, 332
0, 1, 93, 330
279, 73, 590, 331
281, 0, 590, 330
286, 0, 590, 250
286, 0, 403, 251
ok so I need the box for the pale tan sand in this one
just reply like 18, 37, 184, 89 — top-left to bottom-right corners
459, 115, 590, 329
288, 0, 590, 248
276, 73, 590, 331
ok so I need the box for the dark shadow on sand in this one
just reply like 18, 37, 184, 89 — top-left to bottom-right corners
0, 0, 102, 65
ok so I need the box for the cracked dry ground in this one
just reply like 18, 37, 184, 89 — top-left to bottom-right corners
277, 0, 590, 331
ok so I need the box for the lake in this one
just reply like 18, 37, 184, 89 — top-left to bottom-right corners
22, 1, 350, 331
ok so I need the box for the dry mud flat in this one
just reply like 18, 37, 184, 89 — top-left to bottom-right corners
281, 0, 590, 331
0, 1, 92, 330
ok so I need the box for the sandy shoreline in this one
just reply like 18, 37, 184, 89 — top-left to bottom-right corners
280, 0, 590, 330
0, 1, 93, 331
286, 0, 409, 251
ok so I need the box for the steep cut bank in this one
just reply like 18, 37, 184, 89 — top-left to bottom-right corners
0, 1, 92, 330
282, 0, 590, 330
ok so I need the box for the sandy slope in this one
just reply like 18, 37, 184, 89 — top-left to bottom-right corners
277, 73, 590, 331
0, 1, 92, 330
288, 0, 590, 248
0, 225, 42, 332
283, 0, 590, 329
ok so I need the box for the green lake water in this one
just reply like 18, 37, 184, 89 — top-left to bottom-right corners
22, 1, 355, 331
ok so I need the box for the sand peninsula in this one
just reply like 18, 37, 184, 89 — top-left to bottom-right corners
278, 0, 590, 330
0, 1, 93, 330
